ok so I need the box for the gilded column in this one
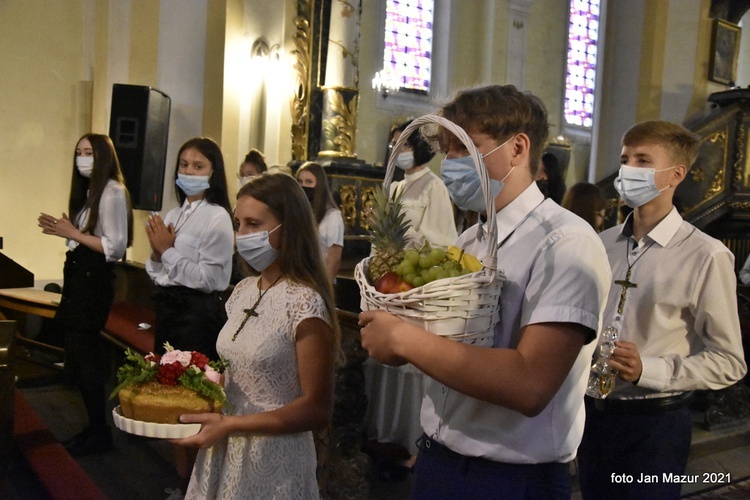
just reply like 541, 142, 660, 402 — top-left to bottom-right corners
318, 0, 361, 158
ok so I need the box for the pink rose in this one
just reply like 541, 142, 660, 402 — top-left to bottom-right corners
204, 366, 221, 384
161, 349, 193, 367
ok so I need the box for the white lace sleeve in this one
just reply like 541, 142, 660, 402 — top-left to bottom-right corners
288, 283, 331, 342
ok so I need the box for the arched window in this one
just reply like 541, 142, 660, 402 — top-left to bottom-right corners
382, 0, 434, 95
565, 0, 601, 128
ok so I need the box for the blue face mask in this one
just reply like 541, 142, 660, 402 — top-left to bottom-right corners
176, 174, 211, 196
440, 136, 515, 213
396, 151, 415, 170
614, 164, 675, 208
236, 224, 281, 271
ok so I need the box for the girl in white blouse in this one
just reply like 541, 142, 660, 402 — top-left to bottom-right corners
389, 119, 457, 249
38, 133, 133, 457
296, 161, 344, 283
145, 137, 234, 488
145, 137, 234, 360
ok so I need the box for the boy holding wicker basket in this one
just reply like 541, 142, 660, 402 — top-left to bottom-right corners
359, 85, 611, 498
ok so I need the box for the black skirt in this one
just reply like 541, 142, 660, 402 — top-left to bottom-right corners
152, 285, 226, 359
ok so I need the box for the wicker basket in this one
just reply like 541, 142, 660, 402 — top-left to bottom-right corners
355, 115, 505, 346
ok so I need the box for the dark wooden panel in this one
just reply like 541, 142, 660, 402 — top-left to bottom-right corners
0, 253, 33, 289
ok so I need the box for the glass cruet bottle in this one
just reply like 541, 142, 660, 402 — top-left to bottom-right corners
586, 326, 619, 399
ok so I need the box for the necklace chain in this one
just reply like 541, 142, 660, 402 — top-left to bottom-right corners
174, 199, 205, 234
231, 275, 283, 341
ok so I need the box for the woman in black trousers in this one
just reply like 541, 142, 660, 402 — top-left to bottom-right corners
38, 133, 133, 457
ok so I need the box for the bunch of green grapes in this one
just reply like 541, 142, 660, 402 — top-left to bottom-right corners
394, 244, 470, 287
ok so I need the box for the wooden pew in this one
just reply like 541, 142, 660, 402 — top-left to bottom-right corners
101, 262, 156, 355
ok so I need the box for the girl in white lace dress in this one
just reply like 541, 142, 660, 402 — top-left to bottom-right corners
176, 173, 340, 499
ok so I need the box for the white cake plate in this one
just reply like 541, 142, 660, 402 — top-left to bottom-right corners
112, 406, 201, 439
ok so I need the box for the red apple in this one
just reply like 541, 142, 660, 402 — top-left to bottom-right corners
397, 280, 414, 293
375, 271, 413, 294
375, 272, 399, 293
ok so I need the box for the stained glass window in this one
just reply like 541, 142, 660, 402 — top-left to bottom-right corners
565, 0, 600, 128
383, 0, 434, 94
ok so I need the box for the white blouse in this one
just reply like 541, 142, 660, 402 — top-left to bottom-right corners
390, 167, 457, 249
146, 199, 234, 293
67, 179, 129, 262
318, 207, 344, 256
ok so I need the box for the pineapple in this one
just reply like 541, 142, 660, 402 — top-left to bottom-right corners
366, 186, 411, 284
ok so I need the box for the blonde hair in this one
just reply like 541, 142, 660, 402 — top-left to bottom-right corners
622, 120, 700, 168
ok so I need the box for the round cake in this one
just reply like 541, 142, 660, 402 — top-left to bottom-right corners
118, 381, 223, 424
111, 343, 227, 428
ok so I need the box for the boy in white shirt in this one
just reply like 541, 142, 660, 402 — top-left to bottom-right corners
359, 85, 611, 498
578, 120, 747, 499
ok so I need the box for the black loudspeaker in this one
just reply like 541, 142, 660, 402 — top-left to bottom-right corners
109, 84, 171, 211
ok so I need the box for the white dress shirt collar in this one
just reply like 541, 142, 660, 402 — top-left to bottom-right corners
403, 166, 431, 182
620, 206, 682, 248
475, 181, 545, 244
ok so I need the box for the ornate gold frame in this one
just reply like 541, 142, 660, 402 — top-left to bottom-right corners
709, 18, 741, 85
291, 0, 314, 160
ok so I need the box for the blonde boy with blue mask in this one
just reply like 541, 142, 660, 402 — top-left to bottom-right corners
578, 120, 746, 499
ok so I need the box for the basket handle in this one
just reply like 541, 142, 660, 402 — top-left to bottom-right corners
383, 115, 497, 270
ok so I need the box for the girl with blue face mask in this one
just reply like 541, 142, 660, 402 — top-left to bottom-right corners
175, 173, 340, 500
146, 137, 234, 360
145, 137, 235, 488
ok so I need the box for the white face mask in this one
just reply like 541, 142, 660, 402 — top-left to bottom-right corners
238, 176, 252, 190
236, 224, 282, 271
395, 151, 415, 170
76, 156, 94, 178
614, 164, 675, 208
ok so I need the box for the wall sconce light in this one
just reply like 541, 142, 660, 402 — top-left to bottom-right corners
371, 68, 401, 98
251, 37, 281, 63
250, 37, 283, 89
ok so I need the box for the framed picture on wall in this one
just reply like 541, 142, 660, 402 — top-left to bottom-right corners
709, 18, 741, 85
